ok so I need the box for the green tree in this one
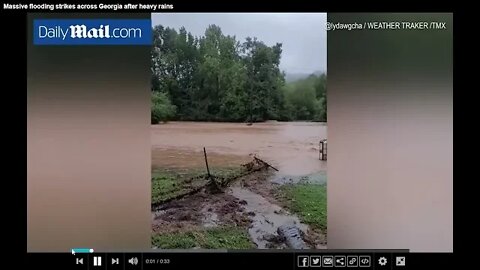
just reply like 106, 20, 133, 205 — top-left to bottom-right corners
281, 73, 327, 121
151, 92, 177, 124
150, 23, 326, 123
242, 37, 284, 122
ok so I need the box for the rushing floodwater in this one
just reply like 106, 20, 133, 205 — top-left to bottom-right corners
229, 186, 309, 248
152, 121, 327, 176
152, 121, 327, 249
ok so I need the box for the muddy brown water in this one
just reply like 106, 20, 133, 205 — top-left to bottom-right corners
230, 186, 309, 249
152, 121, 327, 249
152, 121, 327, 175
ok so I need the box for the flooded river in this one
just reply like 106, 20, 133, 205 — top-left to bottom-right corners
152, 121, 327, 175
152, 121, 327, 249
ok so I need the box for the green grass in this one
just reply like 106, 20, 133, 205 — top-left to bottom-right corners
280, 183, 327, 231
151, 173, 186, 204
152, 227, 254, 249
151, 167, 247, 204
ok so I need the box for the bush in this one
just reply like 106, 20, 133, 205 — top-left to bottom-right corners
151, 91, 177, 124
312, 97, 327, 122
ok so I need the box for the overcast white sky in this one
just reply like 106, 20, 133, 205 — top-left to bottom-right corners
151, 13, 327, 74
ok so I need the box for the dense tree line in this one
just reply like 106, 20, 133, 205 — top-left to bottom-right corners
282, 73, 327, 121
151, 24, 326, 123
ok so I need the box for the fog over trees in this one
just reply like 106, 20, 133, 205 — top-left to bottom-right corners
151, 24, 326, 123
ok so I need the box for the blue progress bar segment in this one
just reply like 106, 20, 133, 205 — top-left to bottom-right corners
71, 248, 94, 254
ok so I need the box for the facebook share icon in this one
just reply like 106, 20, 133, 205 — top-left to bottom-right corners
298, 256, 309, 267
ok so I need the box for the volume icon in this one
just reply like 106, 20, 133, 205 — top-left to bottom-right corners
128, 257, 138, 265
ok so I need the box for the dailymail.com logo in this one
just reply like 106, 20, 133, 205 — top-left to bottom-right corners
33, 19, 152, 45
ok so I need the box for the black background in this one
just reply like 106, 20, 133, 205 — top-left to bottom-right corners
26, 252, 453, 269
0, 1, 462, 269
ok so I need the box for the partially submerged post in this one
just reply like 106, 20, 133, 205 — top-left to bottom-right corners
203, 147, 221, 193
319, 139, 327, 161
203, 147, 211, 177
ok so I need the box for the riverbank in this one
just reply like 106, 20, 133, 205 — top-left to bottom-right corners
151, 162, 327, 249
151, 121, 327, 249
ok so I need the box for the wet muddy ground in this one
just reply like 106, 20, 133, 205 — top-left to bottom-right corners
151, 122, 327, 249
152, 167, 326, 249
152, 190, 250, 234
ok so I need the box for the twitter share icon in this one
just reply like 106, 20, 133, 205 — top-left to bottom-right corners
310, 256, 322, 267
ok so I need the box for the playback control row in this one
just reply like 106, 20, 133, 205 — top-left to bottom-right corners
71, 252, 409, 270
27, 251, 421, 270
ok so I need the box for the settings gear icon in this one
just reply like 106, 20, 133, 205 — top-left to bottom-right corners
378, 257, 388, 266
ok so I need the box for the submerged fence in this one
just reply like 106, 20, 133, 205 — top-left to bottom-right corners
319, 139, 327, 161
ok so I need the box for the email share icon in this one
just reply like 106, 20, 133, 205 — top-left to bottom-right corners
323, 255, 334, 267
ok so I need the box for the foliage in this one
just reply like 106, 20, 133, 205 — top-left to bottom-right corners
151, 92, 177, 124
281, 74, 327, 122
151, 24, 327, 122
